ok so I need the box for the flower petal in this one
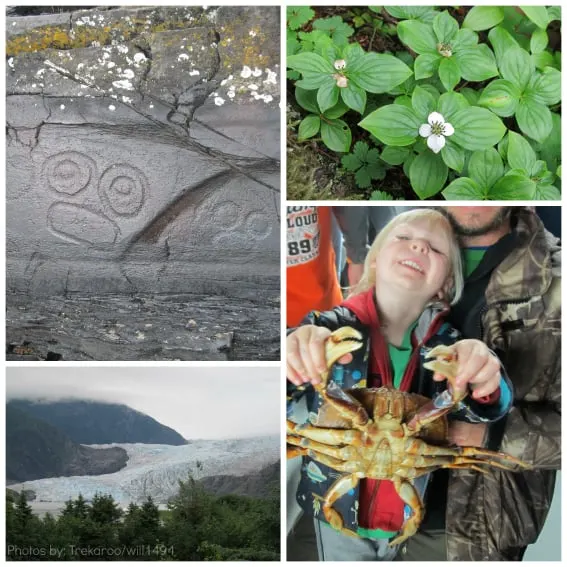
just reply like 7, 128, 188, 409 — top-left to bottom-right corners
442, 122, 454, 136
427, 134, 446, 153
419, 123, 432, 138
428, 111, 445, 125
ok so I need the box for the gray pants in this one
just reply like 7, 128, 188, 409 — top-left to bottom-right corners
314, 520, 399, 561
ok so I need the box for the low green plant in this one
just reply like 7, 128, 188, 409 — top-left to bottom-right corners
287, 5, 561, 200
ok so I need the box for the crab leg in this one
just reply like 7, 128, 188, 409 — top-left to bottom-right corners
317, 473, 362, 538
287, 437, 360, 461
287, 420, 365, 446
389, 477, 424, 546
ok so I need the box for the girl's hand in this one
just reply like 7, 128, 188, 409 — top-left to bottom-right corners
287, 325, 332, 386
433, 339, 501, 399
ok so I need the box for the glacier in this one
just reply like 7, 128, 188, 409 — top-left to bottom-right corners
9, 435, 279, 507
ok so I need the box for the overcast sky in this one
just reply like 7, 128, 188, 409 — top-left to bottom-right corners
6, 367, 280, 440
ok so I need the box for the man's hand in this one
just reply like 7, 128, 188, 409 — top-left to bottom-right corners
433, 339, 501, 399
287, 325, 352, 386
449, 421, 488, 448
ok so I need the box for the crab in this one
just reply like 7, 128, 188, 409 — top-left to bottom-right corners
287, 326, 531, 546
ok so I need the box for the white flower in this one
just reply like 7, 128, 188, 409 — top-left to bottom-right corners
419, 111, 454, 154
333, 73, 348, 88
334, 59, 346, 70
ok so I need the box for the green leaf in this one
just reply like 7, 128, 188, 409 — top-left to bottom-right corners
468, 148, 504, 190
477, 79, 521, 117
525, 67, 561, 106
355, 168, 372, 188
521, 6, 550, 29
341, 153, 362, 171
381, 146, 410, 166
488, 26, 520, 67
462, 6, 505, 31
287, 30, 300, 57
507, 131, 537, 172
320, 119, 352, 152
532, 51, 555, 71
547, 6, 561, 22
385, 6, 438, 22
438, 57, 461, 91
296, 73, 331, 90
297, 114, 321, 141
452, 28, 479, 50
295, 87, 319, 114
370, 190, 395, 201
498, 46, 534, 91
451, 107, 506, 151
460, 87, 480, 106
441, 139, 465, 173
409, 151, 448, 199
414, 53, 440, 80
442, 177, 485, 200
516, 99, 553, 142
359, 105, 421, 146
349, 53, 413, 94
299, 30, 334, 54
455, 45, 499, 82
530, 28, 549, 54
323, 98, 350, 119
287, 6, 315, 30
403, 153, 416, 178
394, 95, 413, 109
317, 80, 339, 113
287, 52, 335, 75
340, 81, 366, 113
411, 86, 437, 120
533, 112, 560, 172
433, 11, 459, 43
313, 16, 354, 46
534, 184, 561, 200
488, 174, 536, 199
352, 141, 369, 161
397, 20, 438, 54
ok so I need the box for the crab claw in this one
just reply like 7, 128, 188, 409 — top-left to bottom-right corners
325, 327, 364, 369
423, 344, 466, 402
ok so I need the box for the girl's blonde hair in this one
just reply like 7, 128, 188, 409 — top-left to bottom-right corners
349, 208, 464, 305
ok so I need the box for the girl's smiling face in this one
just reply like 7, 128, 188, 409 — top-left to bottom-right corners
373, 218, 453, 303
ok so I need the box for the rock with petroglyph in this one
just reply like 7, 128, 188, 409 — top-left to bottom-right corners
6, 6, 280, 300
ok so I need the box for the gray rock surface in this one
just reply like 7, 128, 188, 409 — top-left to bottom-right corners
6, 6, 280, 360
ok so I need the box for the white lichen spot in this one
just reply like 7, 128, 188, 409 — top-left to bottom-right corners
214, 97, 225, 106
108, 104, 116, 111
249, 30, 257, 37
8, 57, 14, 69
122, 96, 133, 104
149, 103, 154, 109
248, 84, 258, 90
252, 67, 262, 77
263, 69, 277, 84
136, 331, 145, 340
178, 53, 190, 61
91, 41, 100, 47
120, 69, 135, 79
76, 63, 85, 70
189, 70, 200, 76
133, 52, 147, 64
60, 104, 65, 110
112, 79, 134, 90
107, 62, 116, 69
117, 45, 129, 54
240, 65, 252, 78
227, 86, 236, 99
32, 83, 36, 88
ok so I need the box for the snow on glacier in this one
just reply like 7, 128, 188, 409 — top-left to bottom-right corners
10, 435, 279, 506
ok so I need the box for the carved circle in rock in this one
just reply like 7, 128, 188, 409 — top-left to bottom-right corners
43, 151, 96, 195
210, 200, 241, 231
98, 164, 147, 216
244, 211, 272, 240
